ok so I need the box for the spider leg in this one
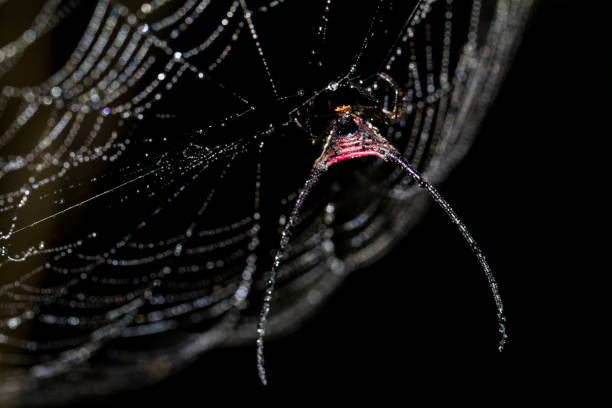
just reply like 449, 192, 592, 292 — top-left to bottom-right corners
377, 72, 403, 120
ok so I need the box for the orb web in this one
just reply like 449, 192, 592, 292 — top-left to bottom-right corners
0, 0, 533, 403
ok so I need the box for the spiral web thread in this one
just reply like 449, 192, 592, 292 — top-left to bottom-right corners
0, 0, 532, 403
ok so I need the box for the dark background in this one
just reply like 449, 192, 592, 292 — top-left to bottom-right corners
79, 0, 603, 402
0, 0, 599, 404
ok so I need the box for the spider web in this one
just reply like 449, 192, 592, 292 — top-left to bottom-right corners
0, 0, 532, 403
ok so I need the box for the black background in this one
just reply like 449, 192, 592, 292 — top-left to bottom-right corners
2, 0, 601, 404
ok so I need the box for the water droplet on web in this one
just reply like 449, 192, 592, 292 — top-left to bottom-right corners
7, 317, 21, 329
140, 3, 152, 14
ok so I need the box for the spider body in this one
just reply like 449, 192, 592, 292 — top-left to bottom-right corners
315, 105, 391, 171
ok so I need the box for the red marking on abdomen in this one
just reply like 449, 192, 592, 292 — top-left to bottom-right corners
325, 150, 385, 168
314, 116, 396, 171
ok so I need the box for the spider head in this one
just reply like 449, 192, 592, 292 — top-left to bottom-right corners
334, 106, 359, 136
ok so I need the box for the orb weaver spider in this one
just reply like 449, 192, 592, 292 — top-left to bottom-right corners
256, 72, 507, 385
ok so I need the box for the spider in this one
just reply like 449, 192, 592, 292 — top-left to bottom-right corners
256, 72, 508, 385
